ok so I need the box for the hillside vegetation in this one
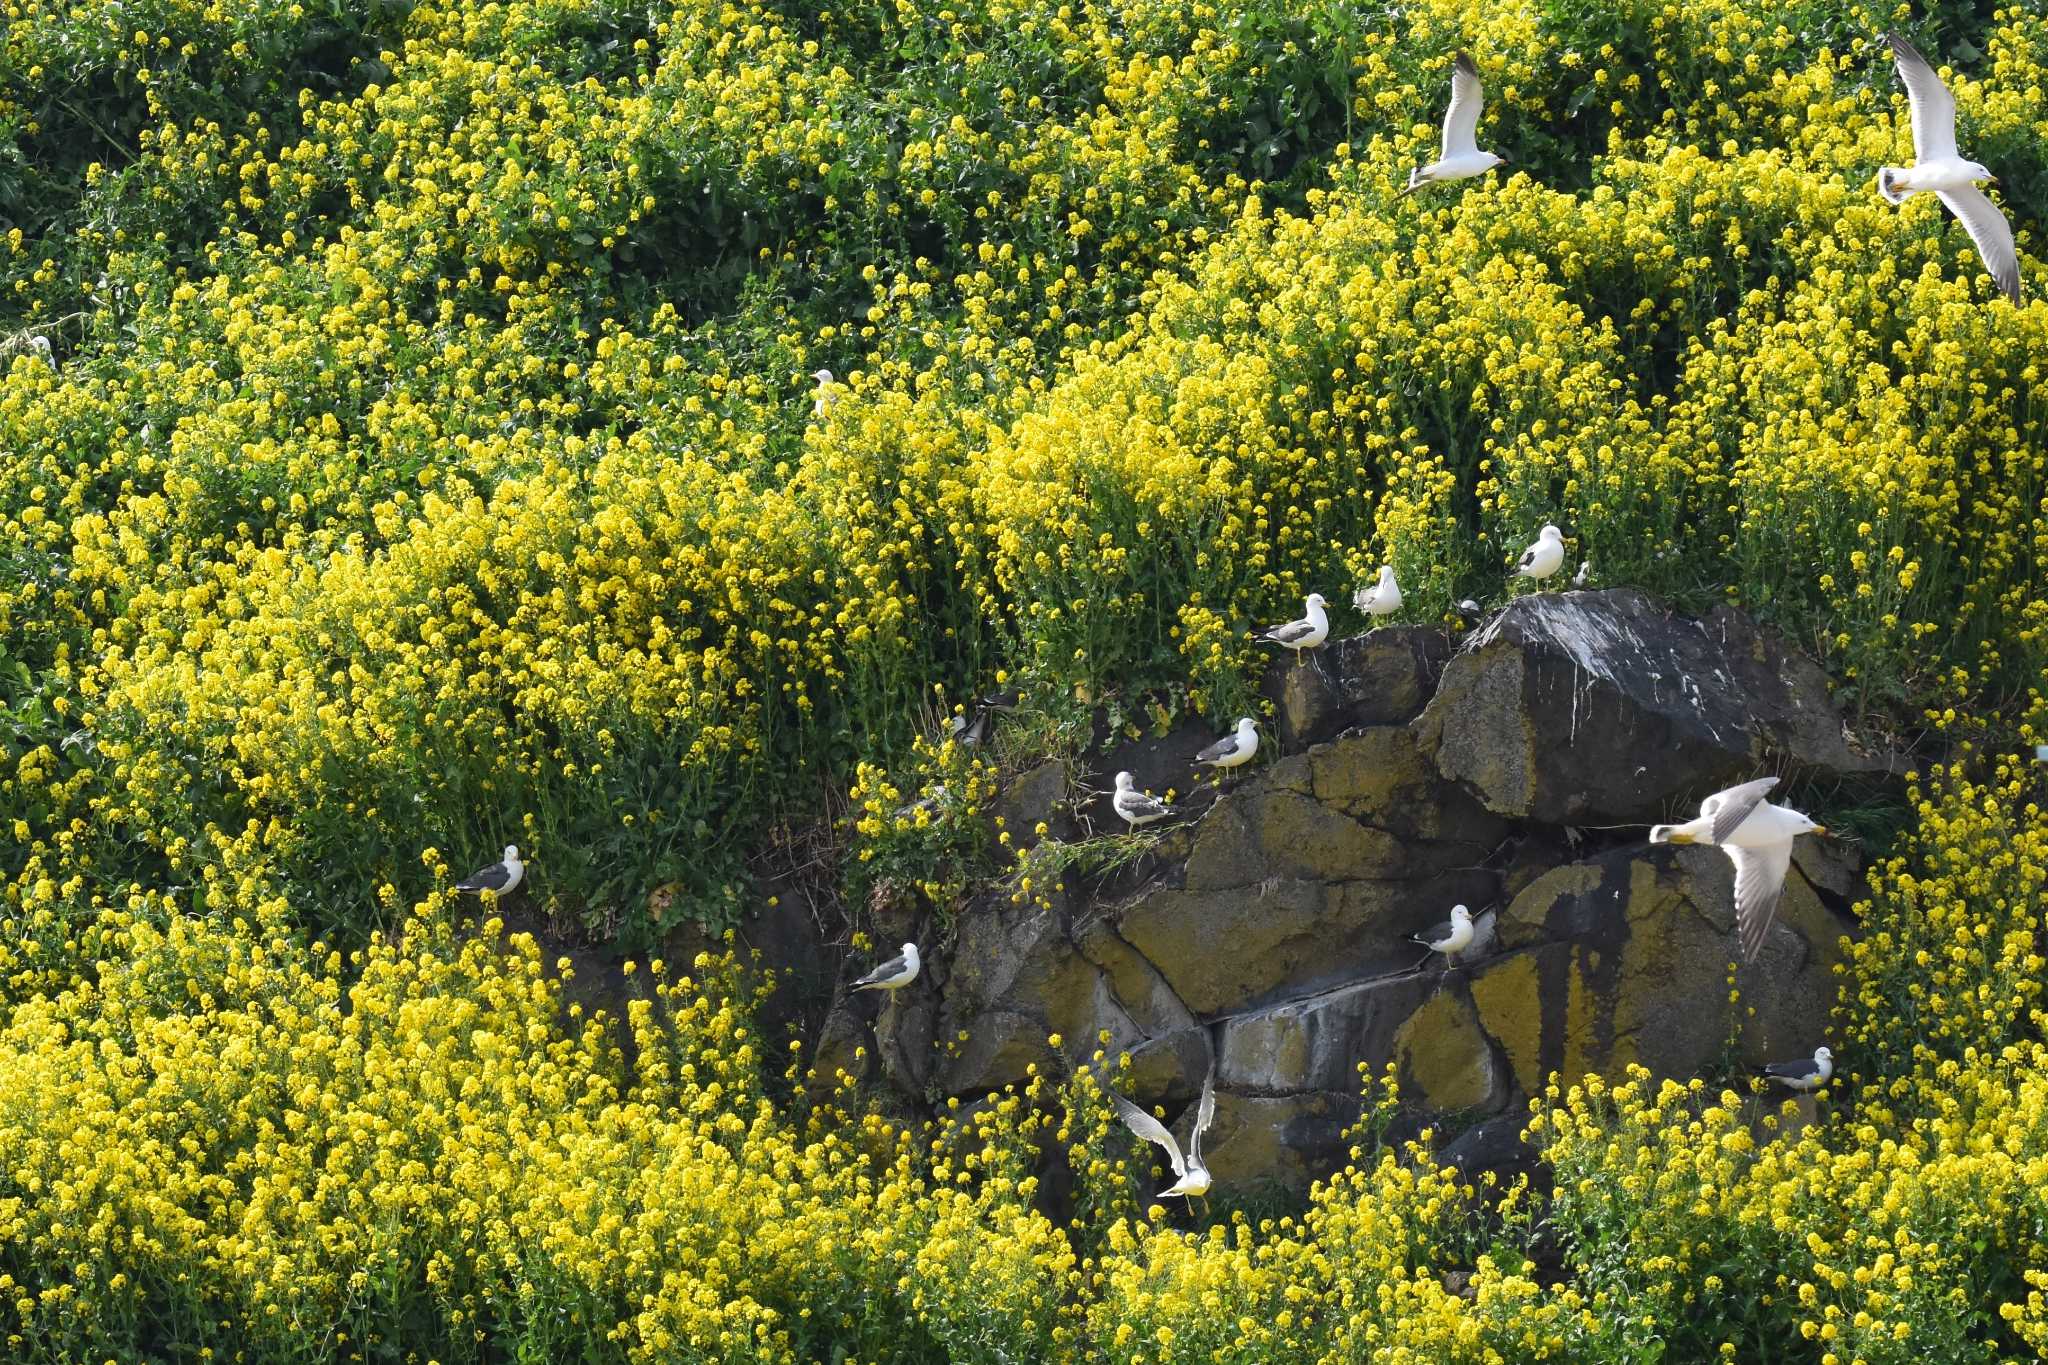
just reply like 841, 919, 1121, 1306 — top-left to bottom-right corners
2, 0, 2047, 1359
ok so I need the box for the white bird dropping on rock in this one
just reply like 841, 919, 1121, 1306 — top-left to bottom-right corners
811, 367, 839, 419
1650, 777, 1827, 961
1109, 1073, 1216, 1205
1353, 565, 1402, 622
1401, 51, 1507, 196
1757, 1046, 1834, 1093
1512, 525, 1566, 584
1112, 771, 1172, 828
1879, 32, 2021, 303
1256, 593, 1330, 660
455, 845, 525, 897
1195, 717, 1259, 771
852, 941, 920, 992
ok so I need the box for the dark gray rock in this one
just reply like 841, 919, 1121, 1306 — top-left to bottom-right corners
1415, 589, 1893, 826
1264, 626, 1452, 747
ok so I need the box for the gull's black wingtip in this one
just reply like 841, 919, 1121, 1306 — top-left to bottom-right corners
1454, 50, 1479, 78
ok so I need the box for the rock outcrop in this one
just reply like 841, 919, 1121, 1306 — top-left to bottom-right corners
817, 590, 1883, 1188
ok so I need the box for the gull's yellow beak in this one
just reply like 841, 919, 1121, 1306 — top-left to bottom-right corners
1813, 825, 1830, 837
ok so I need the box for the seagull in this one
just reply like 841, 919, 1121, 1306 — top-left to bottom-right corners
1649, 777, 1827, 961
893, 783, 951, 821
1195, 717, 1259, 771
1109, 1073, 1216, 1208
811, 367, 839, 419
942, 692, 1013, 749
1572, 560, 1592, 588
1454, 598, 1485, 626
1400, 51, 1507, 197
1411, 903, 1474, 969
1511, 525, 1566, 585
1879, 32, 2021, 304
1756, 1046, 1834, 1094
851, 941, 920, 992
455, 845, 525, 898
25, 335, 54, 369
1112, 771, 1172, 829
1352, 565, 1402, 622
1256, 593, 1330, 662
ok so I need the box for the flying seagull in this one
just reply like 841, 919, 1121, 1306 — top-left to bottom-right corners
1756, 1045, 1834, 1093
1879, 32, 2021, 303
1112, 771, 1171, 828
455, 845, 525, 897
1411, 903, 1474, 969
852, 941, 920, 992
1195, 717, 1259, 771
1401, 51, 1507, 196
1650, 777, 1827, 961
1256, 592, 1330, 661
1109, 1073, 1216, 1208
811, 367, 839, 419
1353, 565, 1403, 622
1512, 525, 1566, 585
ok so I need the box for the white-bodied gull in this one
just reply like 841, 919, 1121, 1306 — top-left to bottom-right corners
1650, 777, 1826, 961
852, 941, 920, 992
1879, 33, 2021, 303
455, 845, 525, 897
1411, 903, 1474, 968
1195, 717, 1259, 771
1109, 1072, 1216, 1208
1512, 525, 1566, 584
811, 367, 839, 419
1401, 51, 1507, 197
1756, 1045, 1833, 1093
1572, 560, 1592, 588
1256, 593, 1330, 661
1112, 771, 1171, 828
1353, 565, 1402, 622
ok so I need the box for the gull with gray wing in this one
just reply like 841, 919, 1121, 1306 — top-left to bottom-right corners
1879, 32, 2021, 303
1109, 1072, 1216, 1208
1650, 777, 1827, 962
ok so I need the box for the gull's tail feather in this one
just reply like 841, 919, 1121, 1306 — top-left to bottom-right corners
1397, 167, 1427, 199
1877, 167, 1915, 205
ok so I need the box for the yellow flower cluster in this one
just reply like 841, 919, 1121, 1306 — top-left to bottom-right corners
1, 0, 2046, 1355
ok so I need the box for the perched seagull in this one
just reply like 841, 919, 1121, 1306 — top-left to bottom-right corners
1650, 777, 1827, 961
1112, 771, 1172, 829
893, 783, 951, 821
1401, 51, 1506, 197
1511, 525, 1566, 585
810, 367, 839, 419
1195, 717, 1260, 771
1756, 1046, 1834, 1094
1411, 903, 1474, 968
852, 941, 920, 992
1879, 33, 2021, 304
455, 845, 525, 898
1454, 598, 1485, 626
1256, 593, 1330, 661
1352, 565, 1403, 622
1109, 1073, 1216, 1208
1572, 560, 1592, 589
942, 691, 1014, 749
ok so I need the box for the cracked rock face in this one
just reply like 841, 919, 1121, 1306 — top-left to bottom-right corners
839, 590, 1876, 1188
